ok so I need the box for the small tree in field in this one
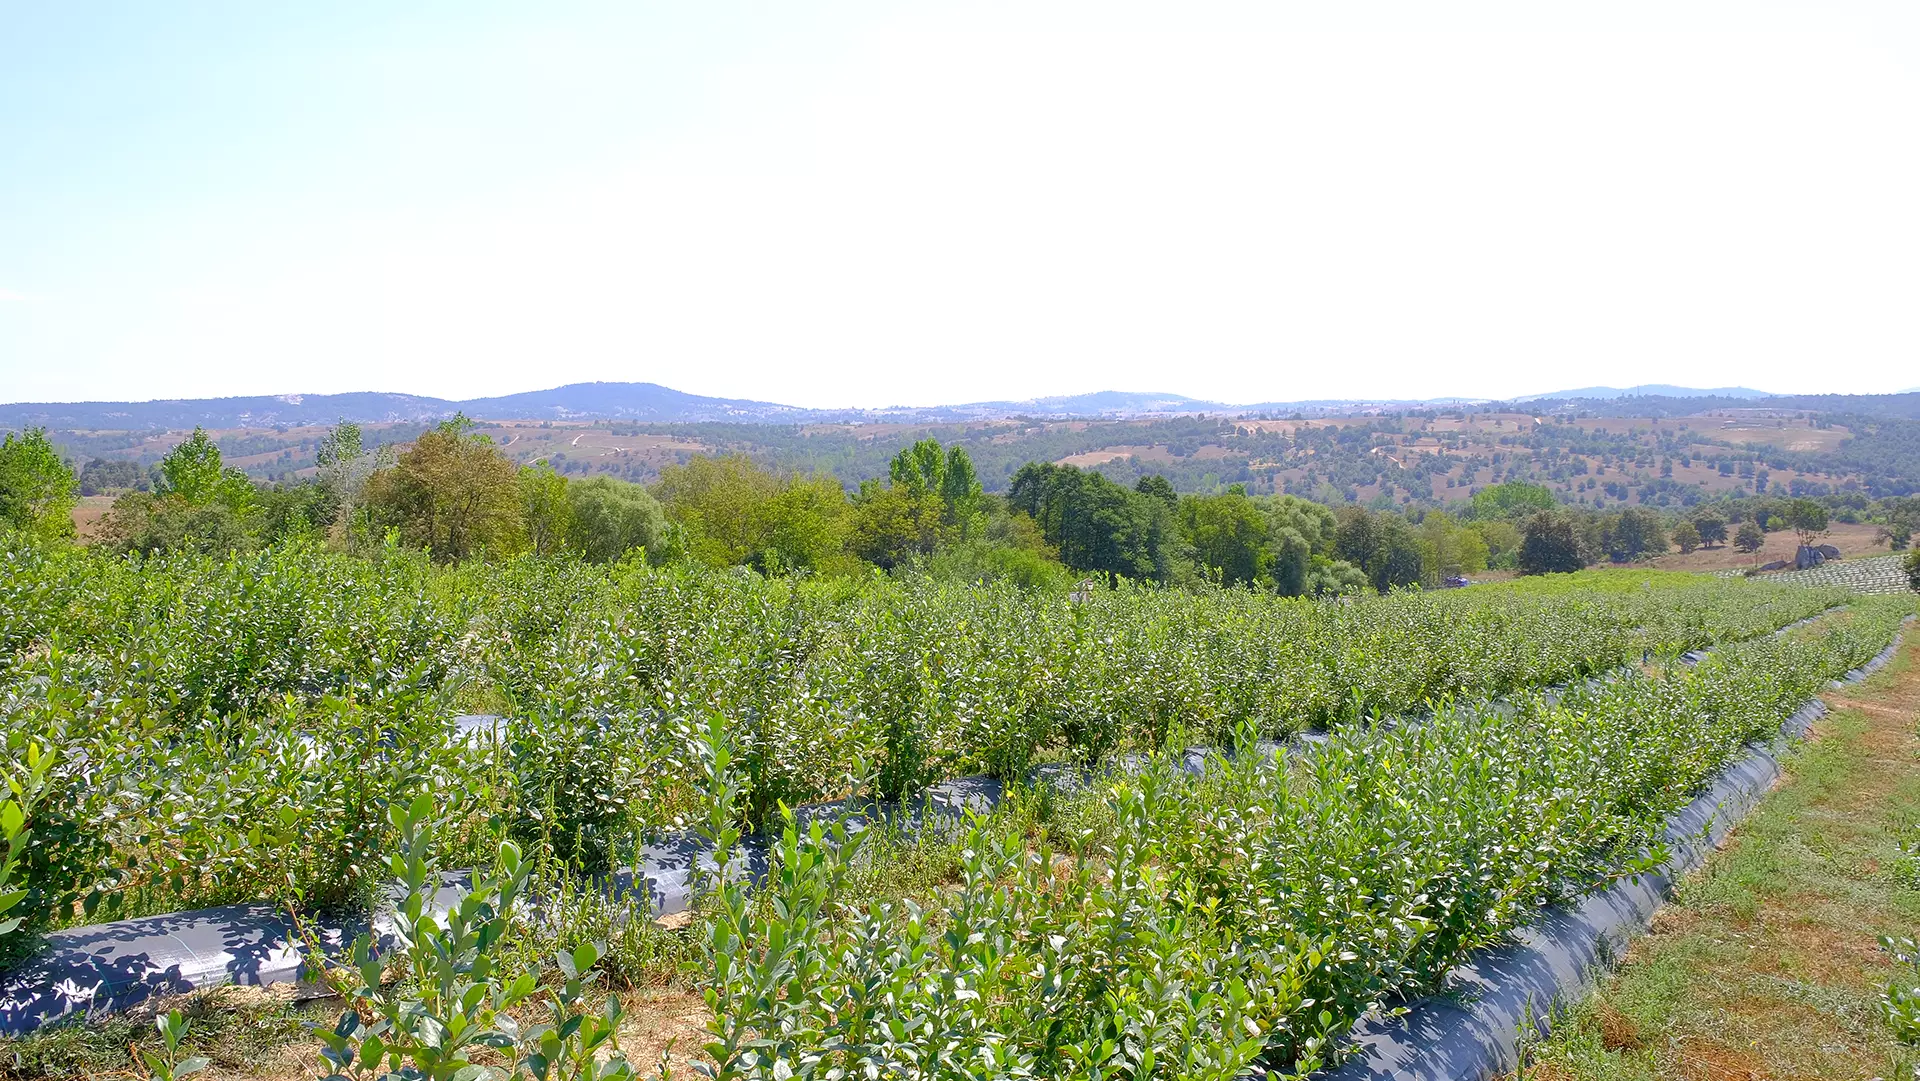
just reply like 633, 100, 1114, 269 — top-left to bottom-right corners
1785, 498, 1829, 549
1692, 514, 1727, 548
1734, 521, 1765, 553
1673, 520, 1701, 554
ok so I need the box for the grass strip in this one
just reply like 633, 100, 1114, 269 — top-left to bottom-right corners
1517, 632, 1920, 1080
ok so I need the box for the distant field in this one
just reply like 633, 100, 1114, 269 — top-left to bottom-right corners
477, 421, 709, 479
1643, 521, 1891, 573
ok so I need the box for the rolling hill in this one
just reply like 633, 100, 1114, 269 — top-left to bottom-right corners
1517, 384, 1775, 401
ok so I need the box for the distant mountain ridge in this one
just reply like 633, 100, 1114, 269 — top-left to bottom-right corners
0, 392, 458, 431
8, 380, 1915, 432
1516, 384, 1774, 401
0, 383, 1347, 429
453, 382, 818, 423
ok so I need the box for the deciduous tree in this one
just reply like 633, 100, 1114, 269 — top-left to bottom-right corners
1691, 513, 1727, 548
1333, 507, 1425, 592
362, 415, 524, 561
0, 428, 77, 539
1785, 498, 1830, 549
566, 475, 668, 563
519, 463, 573, 558
1177, 491, 1271, 587
655, 453, 852, 574
1518, 511, 1585, 575
1602, 507, 1667, 563
1672, 520, 1701, 554
155, 429, 228, 506
1008, 462, 1173, 582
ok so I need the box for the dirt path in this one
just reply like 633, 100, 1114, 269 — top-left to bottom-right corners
1517, 638, 1920, 1080
0, 979, 710, 1079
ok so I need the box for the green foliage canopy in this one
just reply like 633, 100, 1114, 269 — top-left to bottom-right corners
566, 475, 668, 564
0, 428, 77, 539
1519, 511, 1585, 575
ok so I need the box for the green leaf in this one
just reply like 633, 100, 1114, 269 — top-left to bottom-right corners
409, 789, 434, 826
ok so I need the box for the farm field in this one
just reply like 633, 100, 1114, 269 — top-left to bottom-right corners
1642, 521, 1893, 573
2, 536, 1916, 1077
1752, 552, 1917, 595
1515, 622, 1920, 1079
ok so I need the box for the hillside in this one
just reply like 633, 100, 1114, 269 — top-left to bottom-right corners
42, 401, 1920, 504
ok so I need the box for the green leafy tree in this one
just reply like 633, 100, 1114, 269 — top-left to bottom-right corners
1249, 500, 1364, 595
99, 497, 251, 555
154, 429, 226, 505
882, 439, 983, 533
1418, 511, 1489, 584
1734, 521, 1766, 553
1307, 553, 1371, 595
1268, 526, 1313, 596
362, 415, 525, 561
1007, 462, 1175, 582
1785, 498, 1830, 548
1135, 474, 1178, 511
1603, 507, 1667, 562
313, 419, 375, 537
1672, 519, 1701, 554
848, 480, 942, 570
315, 419, 363, 475
519, 463, 574, 558
0, 428, 77, 538
1468, 519, 1523, 568
1254, 495, 1342, 594
655, 454, 853, 574
939, 446, 983, 530
1518, 511, 1585, 575
1906, 548, 1920, 591
1259, 494, 1337, 553
1177, 492, 1272, 587
888, 439, 947, 499
254, 480, 341, 544
655, 453, 780, 566
566, 475, 669, 563
100, 429, 258, 553
757, 473, 856, 575
1332, 507, 1425, 592
1692, 513, 1728, 548
1877, 499, 1917, 551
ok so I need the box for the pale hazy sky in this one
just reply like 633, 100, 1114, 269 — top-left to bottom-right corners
3, 1, 1918, 408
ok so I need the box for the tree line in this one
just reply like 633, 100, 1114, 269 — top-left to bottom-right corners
4, 421, 1918, 593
